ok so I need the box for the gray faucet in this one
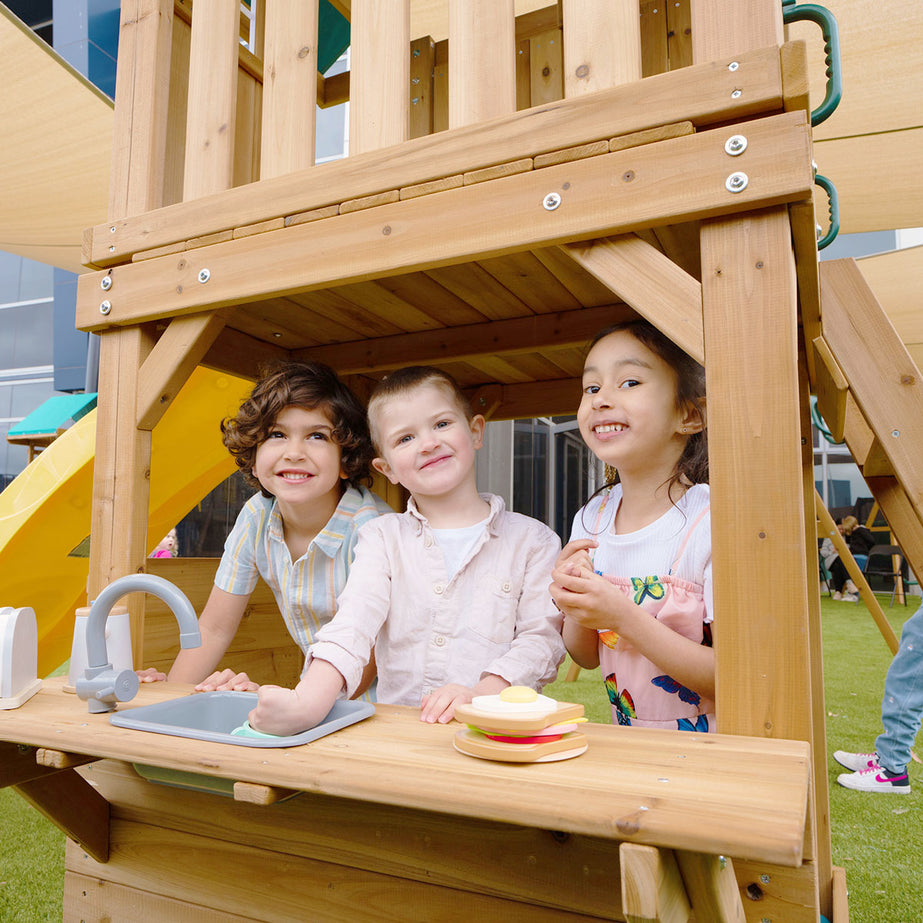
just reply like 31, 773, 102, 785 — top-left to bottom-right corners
76, 573, 201, 713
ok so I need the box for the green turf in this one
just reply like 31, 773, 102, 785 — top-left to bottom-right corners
1, 595, 920, 921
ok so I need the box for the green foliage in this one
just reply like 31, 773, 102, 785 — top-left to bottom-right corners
1, 597, 920, 921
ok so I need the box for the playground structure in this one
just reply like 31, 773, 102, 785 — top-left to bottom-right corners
2, 0, 923, 919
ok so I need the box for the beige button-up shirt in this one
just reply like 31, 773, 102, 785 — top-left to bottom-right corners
308, 494, 565, 706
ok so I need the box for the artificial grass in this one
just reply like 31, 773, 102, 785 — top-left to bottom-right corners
1, 595, 919, 921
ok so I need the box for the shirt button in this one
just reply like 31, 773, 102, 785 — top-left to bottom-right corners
434, 583, 444, 594
434, 635, 446, 647
502, 581, 511, 592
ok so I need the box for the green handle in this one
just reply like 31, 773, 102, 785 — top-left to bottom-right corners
814, 173, 839, 250
782, 0, 843, 126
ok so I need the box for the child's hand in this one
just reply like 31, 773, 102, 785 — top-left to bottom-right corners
550, 562, 625, 633
247, 685, 309, 736
420, 684, 473, 724
554, 538, 597, 573
195, 669, 259, 693
136, 667, 167, 683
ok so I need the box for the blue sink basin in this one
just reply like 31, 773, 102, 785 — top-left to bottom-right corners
110, 691, 374, 747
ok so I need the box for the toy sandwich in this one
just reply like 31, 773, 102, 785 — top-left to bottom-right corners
454, 686, 587, 763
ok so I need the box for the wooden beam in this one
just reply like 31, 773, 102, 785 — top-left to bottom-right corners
811, 336, 848, 444
201, 327, 287, 381
17, 769, 110, 863
260, 0, 319, 179
562, 235, 703, 364
351, 0, 409, 153
563, 0, 641, 96
136, 313, 226, 430
86, 44, 788, 266
820, 258, 923, 516
294, 304, 633, 374
78, 113, 812, 331
674, 852, 745, 922
233, 781, 298, 805
183, 0, 239, 199
108, 0, 173, 219
409, 36, 436, 140
449, 0, 516, 128
461, 378, 581, 421
619, 843, 690, 923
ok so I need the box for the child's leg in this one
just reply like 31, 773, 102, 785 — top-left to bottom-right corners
875, 601, 923, 774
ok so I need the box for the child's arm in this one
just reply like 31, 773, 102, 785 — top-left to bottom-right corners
163, 586, 252, 687
248, 659, 346, 736
420, 674, 509, 724
561, 616, 601, 669
552, 561, 715, 701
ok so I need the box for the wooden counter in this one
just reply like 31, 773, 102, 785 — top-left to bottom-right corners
2, 679, 814, 922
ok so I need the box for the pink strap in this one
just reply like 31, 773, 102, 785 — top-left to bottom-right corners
670, 506, 710, 571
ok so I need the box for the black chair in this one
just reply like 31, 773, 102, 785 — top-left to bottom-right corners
860, 545, 907, 607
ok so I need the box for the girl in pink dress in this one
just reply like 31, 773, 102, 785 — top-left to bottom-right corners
550, 321, 714, 731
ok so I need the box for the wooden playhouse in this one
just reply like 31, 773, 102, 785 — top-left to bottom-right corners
3, 0, 923, 919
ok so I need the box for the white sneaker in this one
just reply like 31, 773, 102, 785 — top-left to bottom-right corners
832, 591, 843, 600
837, 764, 911, 794
845, 580, 859, 594
842, 593, 859, 602
833, 750, 878, 772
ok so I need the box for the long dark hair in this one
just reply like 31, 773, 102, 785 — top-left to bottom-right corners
587, 319, 708, 497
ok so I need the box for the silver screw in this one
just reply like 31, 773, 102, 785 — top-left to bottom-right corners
100, 276, 112, 291
109, 226, 116, 233
760, 874, 771, 884
198, 268, 211, 283
543, 192, 562, 211
892, 430, 900, 437
99, 301, 112, 315
719, 856, 727, 870
726, 172, 749, 193
725, 135, 748, 156
728, 61, 739, 71
731, 88, 742, 98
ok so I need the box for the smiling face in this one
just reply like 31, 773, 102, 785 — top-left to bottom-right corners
577, 329, 699, 480
370, 382, 485, 502
251, 405, 345, 514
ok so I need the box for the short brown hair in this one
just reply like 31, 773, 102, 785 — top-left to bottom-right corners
222, 361, 373, 496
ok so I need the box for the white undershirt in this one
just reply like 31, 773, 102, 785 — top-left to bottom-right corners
431, 519, 489, 578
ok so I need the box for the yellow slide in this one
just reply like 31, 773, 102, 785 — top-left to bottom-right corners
0, 367, 252, 676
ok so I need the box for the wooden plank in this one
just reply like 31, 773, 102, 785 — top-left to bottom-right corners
562, 234, 704, 363
108, 0, 173, 219
619, 843, 690, 923
563, 0, 641, 96
65, 873, 256, 923
260, 0, 319, 179
77, 113, 813, 331
640, 0, 669, 77
674, 851, 745, 921
820, 259, 923, 515
811, 336, 848, 444
409, 36, 436, 139
66, 818, 605, 922
449, 0, 516, 128
136, 313, 226, 430
88, 44, 787, 265
36, 749, 100, 771
528, 27, 563, 106
182, 0, 239, 199
232, 61, 261, 188
351, 0, 409, 153
232, 781, 298, 805
295, 304, 634, 374
731, 859, 822, 923
17, 768, 110, 862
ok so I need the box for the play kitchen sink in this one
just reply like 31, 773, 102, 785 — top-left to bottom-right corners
111, 691, 374, 748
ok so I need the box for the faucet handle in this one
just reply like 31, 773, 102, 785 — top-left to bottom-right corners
77, 665, 140, 714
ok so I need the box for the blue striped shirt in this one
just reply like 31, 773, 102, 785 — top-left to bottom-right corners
214, 485, 392, 658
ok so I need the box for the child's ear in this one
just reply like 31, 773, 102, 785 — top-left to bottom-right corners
679, 399, 706, 435
469, 414, 486, 448
371, 456, 400, 485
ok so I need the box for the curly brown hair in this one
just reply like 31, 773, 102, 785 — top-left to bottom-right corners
221, 361, 374, 496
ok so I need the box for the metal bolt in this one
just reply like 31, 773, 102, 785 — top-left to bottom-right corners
760, 874, 771, 884
100, 276, 112, 291
892, 430, 900, 437
719, 856, 727, 870
543, 192, 562, 211
726, 172, 749, 193
731, 88, 742, 98
109, 226, 116, 233
728, 61, 740, 71
725, 135, 748, 156
197, 268, 211, 283
99, 301, 111, 315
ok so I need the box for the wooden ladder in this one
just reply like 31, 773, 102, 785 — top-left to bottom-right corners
813, 258, 923, 601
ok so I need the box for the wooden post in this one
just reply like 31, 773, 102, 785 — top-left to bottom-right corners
350, 0, 410, 153
260, 0, 319, 179
448, 0, 516, 128
562, 0, 641, 96
183, 0, 239, 198
692, 1, 829, 914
